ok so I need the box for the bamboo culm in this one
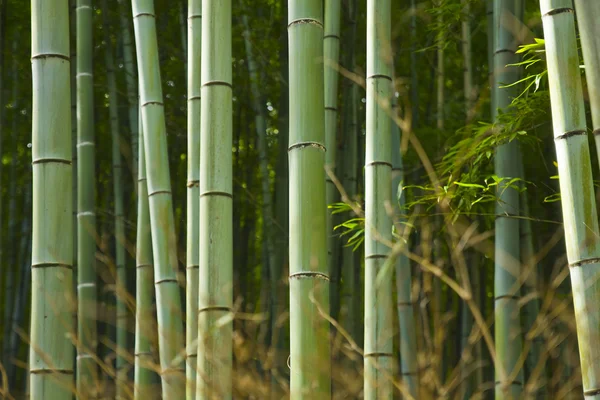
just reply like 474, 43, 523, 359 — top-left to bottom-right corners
131, 0, 186, 397
196, 1, 233, 398
540, 0, 600, 398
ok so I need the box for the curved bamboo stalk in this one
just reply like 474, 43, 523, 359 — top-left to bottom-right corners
134, 103, 155, 399
30, 0, 75, 397
493, 1, 525, 397
392, 102, 418, 398
196, 1, 233, 398
288, 1, 331, 397
186, 0, 201, 399
364, 0, 394, 398
76, 0, 98, 395
131, 1, 186, 397
540, 1, 600, 398
102, 3, 128, 395
324, 0, 341, 321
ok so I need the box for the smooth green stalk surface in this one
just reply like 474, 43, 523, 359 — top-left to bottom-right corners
186, 1, 201, 399
462, 0, 474, 123
30, 0, 75, 397
196, 1, 233, 398
102, 3, 127, 395
131, 0, 186, 397
364, 1, 394, 398
541, 1, 600, 398
493, 1, 524, 397
76, 0, 98, 396
288, 1, 331, 398
392, 106, 418, 398
134, 105, 155, 399
324, 0, 341, 320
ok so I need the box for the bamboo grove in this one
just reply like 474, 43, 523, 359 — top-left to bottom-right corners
2, 0, 600, 398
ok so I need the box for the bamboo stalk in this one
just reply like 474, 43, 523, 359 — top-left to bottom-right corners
324, 0, 341, 321
186, 1, 201, 399
493, 1, 525, 397
540, 1, 600, 398
30, 0, 75, 397
134, 103, 156, 399
76, 0, 98, 395
364, 0, 394, 398
461, 0, 474, 123
102, 3, 128, 395
288, 1, 331, 397
131, 1, 186, 397
196, 1, 233, 398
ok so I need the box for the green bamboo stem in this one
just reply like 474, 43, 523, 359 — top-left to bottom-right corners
364, 0, 394, 398
573, 1, 600, 167
324, 0, 341, 321
134, 103, 155, 399
288, 1, 331, 398
196, 1, 233, 398
540, 1, 600, 398
392, 102, 418, 398
30, 0, 75, 397
461, 0, 474, 123
339, 0, 358, 343
76, 0, 98, 396
102, 3, 128, 395
493, 1, 525, 397
131, 1, 186, 397
409, 0, 418, 127
436, 0, 444, 130
118, 0, 139, 189
240, 11, 283, 392
186, 1, 201, 399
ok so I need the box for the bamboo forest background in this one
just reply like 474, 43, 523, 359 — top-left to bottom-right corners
1, 0, 597, 398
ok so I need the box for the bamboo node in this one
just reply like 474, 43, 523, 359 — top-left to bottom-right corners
188, 14, 202, 20
287, 18, 323, 29
202, 80, 233, 89
543, 7, 573, 17
133, 12, 155, 19
197, 306, 232, 314
31, 262, 73, 270
77, 141, 95, 147
366, 74, 392, 81
187, 180, 200, 188
363, 352, 394, 358
288, 141, 326, 152
200, 191, 233, 199
31, 53, 70, 62
554, 129, 586, 140
148, 189, 172, 197
569, 257, 600, 268
584, 388, 600, 397
30, 368, 74, 375
32, 157, 71, 166
289, 271, 330, 281
365, 161, 392, 168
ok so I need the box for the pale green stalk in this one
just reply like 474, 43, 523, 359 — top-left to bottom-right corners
76, 0, 98, 396
118, 0, 138, 189
131, 1, 186, 397
324, 0, 341, 321
186, 1, 201, 399
339, 0, 358, 342
241, 11, 282, 392
288, 1, 331, 398
409, 0, 418, 127
30, 0, 74, 397
392, 102, 418, 398
573, 1, 600, 167
436, 0, 444, 130
196, 1, 233, 398
102, 3, 127, 396
134, 104, 155, 399
365, 0, 394, 398
541, 0, 600, 398
493, 1, 524, 397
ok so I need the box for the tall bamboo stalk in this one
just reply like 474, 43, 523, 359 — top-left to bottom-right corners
288, 1, 331, 397
118, 0, 138, 189
365, 0, 394, 398
493, 1, 524, 397
540, 0, 600, 398
573, 1, 600, 168
436, 0, 444, 130
339, 0, 358, 343
409, 0, 418, 127
392, 103, 418, 398
131, 1, 186, 397
102, 3, 127, 395
324, 0, 341, 321
30, 0, 74, 397
134, 103, 155, 399
186, 0, 201, 398
196, 1, 233, 398
76, 0, 98, 395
